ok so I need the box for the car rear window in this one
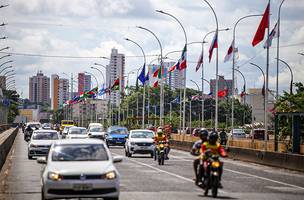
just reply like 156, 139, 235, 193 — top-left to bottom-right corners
69, 128, 87, 134
32, 132, 58, 140
131, 131, 154, 138
52, 144, 109, 161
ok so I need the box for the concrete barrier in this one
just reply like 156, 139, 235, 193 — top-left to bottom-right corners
170, 139, 304, 172
0, 124, 11, 134
0, 128, 18, 171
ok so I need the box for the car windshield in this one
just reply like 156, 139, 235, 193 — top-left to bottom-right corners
32, 132, 58, 140
52, 144, 109, 161
131, 131, 154, 138
90, 127, 103, 132
110, 128, 128, 135
69, 128, 87, 135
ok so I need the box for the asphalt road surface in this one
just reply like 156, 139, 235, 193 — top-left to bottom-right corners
1, 131, 304, 200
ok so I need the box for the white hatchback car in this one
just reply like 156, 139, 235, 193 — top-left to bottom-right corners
66, 127, 88, 139
125, 129, 155, 158
28, 130, 59, 159
37, 139, 122, 200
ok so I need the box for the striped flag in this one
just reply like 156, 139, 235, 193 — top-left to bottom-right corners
179, 45, 187, 70
209, 32, 218, 62
224, 40, 234, 62
264, 22, 278, 48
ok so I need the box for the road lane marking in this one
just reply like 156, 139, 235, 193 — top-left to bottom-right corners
225, 168, 304, 190
112, 152, 228, 194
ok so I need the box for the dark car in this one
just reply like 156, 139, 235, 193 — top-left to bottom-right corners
251, 129, 269, 140
105, 126, 129, 147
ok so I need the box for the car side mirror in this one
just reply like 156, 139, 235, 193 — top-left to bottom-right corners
113, 156, 123, 163
37, 157, 47, 164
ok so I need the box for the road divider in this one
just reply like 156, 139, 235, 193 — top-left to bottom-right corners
169, 139, 304, 172
0, 128, 18, 171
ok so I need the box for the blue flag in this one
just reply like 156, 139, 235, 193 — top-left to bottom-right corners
98, 84, 106, 96
171, 96, 180, 104
138, 63, 146, 85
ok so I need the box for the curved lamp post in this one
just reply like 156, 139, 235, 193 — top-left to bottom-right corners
202, 0, 219, 130
0, 60, 13, 69
91, 66, 105, 86
0, 54, 10, 60
84, 71, 98, 89
234, 69, 246, 103
0, 65, 13, 74
137, 26, 164, 126
231, 14, 263, 131
276, 58, 294, 94
0, 46, 9, 52
125, 37, 147, 129
156, 9, 188, 132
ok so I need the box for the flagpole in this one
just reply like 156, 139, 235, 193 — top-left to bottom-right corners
265, 0, 271, 151
125, 38, 147, 129
202, 0, 219, 130
231, 14, 263, 131
276, 0, 285, 100
156, 10, 188, 133
137, 26, 164, 126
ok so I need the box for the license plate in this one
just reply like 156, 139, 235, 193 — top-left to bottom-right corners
73, 184, 93, 191
139, 146, 148, 150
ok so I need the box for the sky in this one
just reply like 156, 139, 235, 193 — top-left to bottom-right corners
0, 0, 303, 99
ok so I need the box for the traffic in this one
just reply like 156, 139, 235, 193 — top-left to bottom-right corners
20, 121, 228, 199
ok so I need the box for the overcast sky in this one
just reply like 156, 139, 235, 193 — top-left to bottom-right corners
0, 0, 303, 98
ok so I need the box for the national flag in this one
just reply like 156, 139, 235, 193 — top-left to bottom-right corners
138, 64, 146, 85
264, 22, 278, 48
252, 3, 270, 47
145, 71, 149, 82
208, 92, 213, 96
179, 45, 187, 70
153, 68, 160, 77
191, 95, 201, 101
240, 85, 246, 97
168, 61, 179, 73
152, 80, 158, 88
224, 40, 234, 63
88, 86, 98, 94
98, 85, 106, 96
209, 32, 218, 62
171, 96, 180, 104
111, 78, 120, 90
218, 88, 228, 98
196, 50, 203, 72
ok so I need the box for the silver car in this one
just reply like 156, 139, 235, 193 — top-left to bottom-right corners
37, 139, 122, 200
125, 129, 155, 158
66, 127, 88, 139
28, 130, 59, 159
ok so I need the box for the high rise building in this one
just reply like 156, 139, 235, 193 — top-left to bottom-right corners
78, 73, 91, 95
29, 71, 50, 104
148, 62, 185, 90
210, 75, 233, 97
51, 74, 69, 111
106, 48, 125, 106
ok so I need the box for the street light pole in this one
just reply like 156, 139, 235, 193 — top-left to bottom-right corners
231, 14, 263, 131
0, 54, 10, 60
234, 69, 246, 104
0, 47, 9, 52
250, 62, 266, 126
125, 38, 147, 129
202, 0, 219, 130
137, 26, 164, 126
276, 58, 294, 94
156, 10, 188, 133
276, 0, 286, 100
0, 65, 12, 74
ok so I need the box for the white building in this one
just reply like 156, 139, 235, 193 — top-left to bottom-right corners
106, 48, 125, 107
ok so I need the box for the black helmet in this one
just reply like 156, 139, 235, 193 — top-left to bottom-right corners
209, 131, 218, 145
199, 129, 208, 139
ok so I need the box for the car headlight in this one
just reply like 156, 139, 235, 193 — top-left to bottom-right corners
48, 172, 62, 181
105, 171, 116, 180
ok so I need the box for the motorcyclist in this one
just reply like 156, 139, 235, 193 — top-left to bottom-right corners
154, 127, 170, 159
191, 129, 208, 186
24, 125, 33, 140
201, 131, 227, 188
219, 129, 228, 146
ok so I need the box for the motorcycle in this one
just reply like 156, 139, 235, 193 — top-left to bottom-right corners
24, 129, 33, 142
156, 141, 166, 165
201, 155, 221, 198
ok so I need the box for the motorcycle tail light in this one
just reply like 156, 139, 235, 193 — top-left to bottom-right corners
211, 161, 220, 168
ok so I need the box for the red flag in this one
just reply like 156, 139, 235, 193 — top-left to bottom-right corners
252, 3, 270, 47
218, 88, 228, 98
153, 68, 159, 77
168, 61, 178, 73
111, 78, 120, 90
209, 32, 218, 62
224, 40, 234, 62
179, 45, 187, 70
152, 80, 158, 88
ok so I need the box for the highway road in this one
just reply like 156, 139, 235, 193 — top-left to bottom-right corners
1, 131, 304, 200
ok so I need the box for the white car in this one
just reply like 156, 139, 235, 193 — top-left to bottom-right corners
66, 127, 88, 139
28, 130, 59, 159
37, 139, 122, 200
125, 129, 155, 158
61, 126, 75, 139
88, 126, 106, 140
88, 123, 104, 131
228, 128, 246, 139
